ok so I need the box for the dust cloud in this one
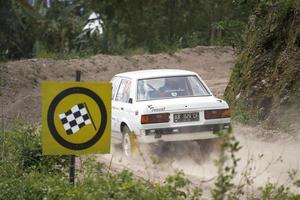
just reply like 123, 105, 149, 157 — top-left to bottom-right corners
98, 123, 300, 193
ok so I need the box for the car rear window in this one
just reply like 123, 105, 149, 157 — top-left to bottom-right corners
137, 75, 210, 101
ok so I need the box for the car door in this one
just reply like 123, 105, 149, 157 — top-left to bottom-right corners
112, 78, 133, 136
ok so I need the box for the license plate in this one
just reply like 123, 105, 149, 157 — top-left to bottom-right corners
173, 112, 199, 123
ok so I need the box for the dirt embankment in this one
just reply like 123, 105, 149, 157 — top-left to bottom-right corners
225, 2, 300, 131
1, 46, 234, 124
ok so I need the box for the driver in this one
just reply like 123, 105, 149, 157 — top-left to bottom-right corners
159, 77, 187, 97
159, 78, 177, 96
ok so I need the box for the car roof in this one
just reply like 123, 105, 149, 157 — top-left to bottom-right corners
115, 69, 198, 80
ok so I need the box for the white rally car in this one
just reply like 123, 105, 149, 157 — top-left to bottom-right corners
111, 69, 230, 156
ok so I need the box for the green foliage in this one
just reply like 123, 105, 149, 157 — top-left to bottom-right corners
0, 0, 35, 60
76, 159, 200, 200
250, 183, 300, 200
1, 0, 254, 60
211, 127, 242, 200
0, 124, 68, 177
35, 49, 92, 60
0, 0, 88, 60
89, 0, 251, 54
229, 98, 261, 125
0, 172, 71, 200
214, 20, 246, 51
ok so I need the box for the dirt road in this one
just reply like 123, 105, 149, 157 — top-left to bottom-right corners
1, 46, 299, 194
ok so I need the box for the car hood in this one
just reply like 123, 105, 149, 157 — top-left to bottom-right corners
138, 96, 228, 113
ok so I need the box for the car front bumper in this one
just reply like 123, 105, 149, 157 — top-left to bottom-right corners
137, 123, 230, 143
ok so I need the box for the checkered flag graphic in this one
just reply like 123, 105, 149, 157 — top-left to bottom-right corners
59, 103, 93, 135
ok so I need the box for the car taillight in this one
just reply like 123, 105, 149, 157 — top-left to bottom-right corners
204, 109, 231, 119
141, 113, 170, 124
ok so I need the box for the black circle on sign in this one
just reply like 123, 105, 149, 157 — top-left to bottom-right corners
47, 87, 107, 150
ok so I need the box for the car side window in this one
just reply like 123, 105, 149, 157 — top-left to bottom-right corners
111, 77, 121, 100
188, 76, 209, 96
115, 79, 132, 103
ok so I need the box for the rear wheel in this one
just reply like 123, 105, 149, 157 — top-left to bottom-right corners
122, 125, 132, 157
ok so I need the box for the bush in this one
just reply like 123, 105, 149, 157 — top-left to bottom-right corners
0, 172, 70, 200
251, 182, 300, 200
0, 124, 68, 176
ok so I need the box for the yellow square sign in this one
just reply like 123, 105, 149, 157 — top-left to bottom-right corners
42, 82, 111, 155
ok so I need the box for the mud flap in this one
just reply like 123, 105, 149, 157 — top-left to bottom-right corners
129, 131, 138, 154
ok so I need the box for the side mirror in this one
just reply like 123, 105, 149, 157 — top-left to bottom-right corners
128, 98, 133, 104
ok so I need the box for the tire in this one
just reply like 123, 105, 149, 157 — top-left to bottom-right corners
122, 125, 133, 157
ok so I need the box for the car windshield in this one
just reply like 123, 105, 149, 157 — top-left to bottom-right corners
137, 75, 210, 101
